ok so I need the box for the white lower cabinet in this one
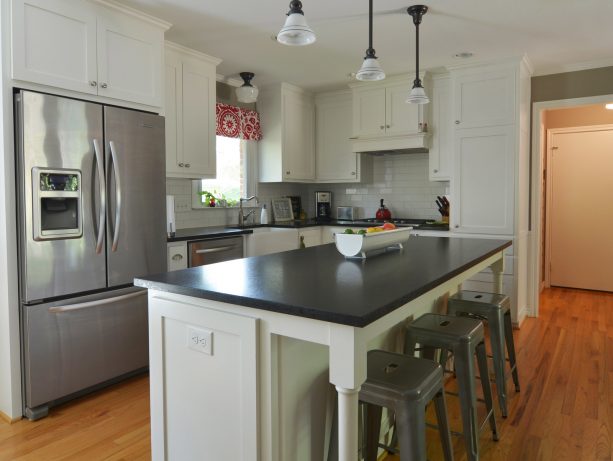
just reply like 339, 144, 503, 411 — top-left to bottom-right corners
245, 228, 299, 257
167, 241, 187, 271
298, 228, 322, 248
321, 227, 346, 245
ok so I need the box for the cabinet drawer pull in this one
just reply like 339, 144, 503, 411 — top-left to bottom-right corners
172, 254, 183, 261
90, 81, 97, 87
100, 83, 108, 89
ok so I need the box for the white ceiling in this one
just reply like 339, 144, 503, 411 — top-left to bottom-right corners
117, 0, 613, 91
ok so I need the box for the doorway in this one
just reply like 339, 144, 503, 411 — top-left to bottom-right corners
546, 126, 613, 291
530, 97, 613, 316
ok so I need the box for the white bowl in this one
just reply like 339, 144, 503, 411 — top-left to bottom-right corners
334, 227, 412, 258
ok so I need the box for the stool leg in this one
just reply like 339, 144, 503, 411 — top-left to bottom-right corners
404, 329, 416, 356
363, 403, 383, 461
453, 343, 479, 461
488, 310, 508, 418
504, 311, 520, 392
433, 388, 454, 461
476, 341, 499, 441
395, 402, 426, 461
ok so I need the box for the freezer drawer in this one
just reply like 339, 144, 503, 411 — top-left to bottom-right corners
22, 288, 149, 413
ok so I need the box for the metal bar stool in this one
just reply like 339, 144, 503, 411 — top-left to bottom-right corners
448, 291, 520, 418
405, 314, 498, 461
360, 350, 454, 461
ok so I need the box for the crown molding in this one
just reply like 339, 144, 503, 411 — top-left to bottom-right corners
94, 0, 172, 29
532, 57, 613, 77
165, 41, 222, 66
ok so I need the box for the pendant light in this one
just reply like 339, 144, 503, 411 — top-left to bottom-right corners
277, 1, 316, 46
406, 5, 429, 104
236, 72, 259, 103
356, 0, 385, 81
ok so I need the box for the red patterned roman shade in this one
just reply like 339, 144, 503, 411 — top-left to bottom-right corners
216, 103, 262, 141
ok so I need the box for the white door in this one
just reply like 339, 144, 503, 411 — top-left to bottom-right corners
283, 92, 315, 181
352, 87, 386, 137
549, 128, 613, 291
12, 0, 98, 94
315, 96, 357, 181
96, 10, 163, 106
385, 84, 420, 135
452, 125, 515, 234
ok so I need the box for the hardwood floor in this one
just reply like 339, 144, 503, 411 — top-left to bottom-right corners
1, 287, 612, 460
0, 374, 150, 461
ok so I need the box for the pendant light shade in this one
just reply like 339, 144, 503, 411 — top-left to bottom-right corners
406, 5, 429, 104
356, 0, 385, 81
277, 1, 316, 46
236, 72, 259, 103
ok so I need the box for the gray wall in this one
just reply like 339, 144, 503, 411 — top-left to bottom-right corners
532, 66, 613, 102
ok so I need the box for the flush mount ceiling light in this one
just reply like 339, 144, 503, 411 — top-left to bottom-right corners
606, 103, 613, 110
406, 5, 429, 104
236, 72, 259, 103
277, 1, 316, 46
356, 0, 386, 81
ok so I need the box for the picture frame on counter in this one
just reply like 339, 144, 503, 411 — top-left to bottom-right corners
271, 198, 294, 222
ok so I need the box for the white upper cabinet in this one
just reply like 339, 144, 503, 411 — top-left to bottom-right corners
164, 43, 221, 179
11, 0, 98, 95
453, 68, 515, 129
96, 8, 163, 106
315, 92, 362, 183
385, 83, 421, 136
452, 125, 515, 235
429, 76, 453, 181
352, 87, 386, 138
11, 0, 169, 107
258, 83, 315, 183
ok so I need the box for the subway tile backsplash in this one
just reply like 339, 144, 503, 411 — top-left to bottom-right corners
167, 153, 448, 229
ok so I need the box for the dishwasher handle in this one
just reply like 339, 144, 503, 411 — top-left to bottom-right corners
194, 245, 238, 254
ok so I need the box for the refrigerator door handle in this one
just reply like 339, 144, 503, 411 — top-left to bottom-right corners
93, 139, 106, 254
108, 141, 122, 252
47, 290, 146, 313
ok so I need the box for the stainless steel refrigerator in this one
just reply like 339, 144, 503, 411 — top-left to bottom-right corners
14, 90, 166, 420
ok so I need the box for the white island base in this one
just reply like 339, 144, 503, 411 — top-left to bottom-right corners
146, 248, 505, 461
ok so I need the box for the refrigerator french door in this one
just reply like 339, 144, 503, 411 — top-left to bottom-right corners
15, 90, 166, 419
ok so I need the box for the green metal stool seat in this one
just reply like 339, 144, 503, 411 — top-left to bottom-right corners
405, 313, 499, 461
448, 290, 520, 418
360, 350, 454, 461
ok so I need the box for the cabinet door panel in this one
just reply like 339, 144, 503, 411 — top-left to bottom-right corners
386, 84, 420, 135
453, 126, 514, 234
429, 77, 452, 180
97, 11, 163, 106
164, 51, 182, 175
181, 60, 216, 177
454, 70, 515, 128
12, 0, 98, 94
283, 93, 315, 180
316, 97, 357, 182
352, 88, 386, 137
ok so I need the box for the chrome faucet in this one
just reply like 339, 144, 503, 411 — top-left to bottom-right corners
238, 196, 258, 227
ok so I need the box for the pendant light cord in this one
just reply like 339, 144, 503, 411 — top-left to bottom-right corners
414, 19, 420, 86
368, 0, 373, 50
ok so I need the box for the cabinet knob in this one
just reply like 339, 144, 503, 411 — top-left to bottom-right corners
433, 169, 438, 173
386, 125, 391, 129
351, 171, 356, 176
455, 120, 460, 125
185, 163, 191, 168
455, 225, 460, 228
286, 171, 290, 175
178, 162, 185, 167
380, 125, 385, 130
89, 81, 97, 87
100, 83, 108, 89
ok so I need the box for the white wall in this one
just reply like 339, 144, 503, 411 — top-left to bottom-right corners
0, 0, 23, 419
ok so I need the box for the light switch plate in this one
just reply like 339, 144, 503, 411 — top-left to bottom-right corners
187, 326, 213, 355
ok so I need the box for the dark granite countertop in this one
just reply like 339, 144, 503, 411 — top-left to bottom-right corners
138, 236, 510, 327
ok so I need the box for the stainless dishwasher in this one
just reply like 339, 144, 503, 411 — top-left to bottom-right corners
188, 236, 244, 267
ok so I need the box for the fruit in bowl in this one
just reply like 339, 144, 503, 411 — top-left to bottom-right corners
382, 222, 397, 230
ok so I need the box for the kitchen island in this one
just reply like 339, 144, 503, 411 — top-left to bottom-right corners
135, 236, 510, 461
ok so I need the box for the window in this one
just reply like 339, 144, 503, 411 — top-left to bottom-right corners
196, 136, 249, 207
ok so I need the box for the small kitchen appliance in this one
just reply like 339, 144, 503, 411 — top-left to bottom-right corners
337, 206, 356, 221
315, 191, 332, 221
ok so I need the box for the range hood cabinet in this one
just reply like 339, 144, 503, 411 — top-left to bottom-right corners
351, 133, 431, 155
